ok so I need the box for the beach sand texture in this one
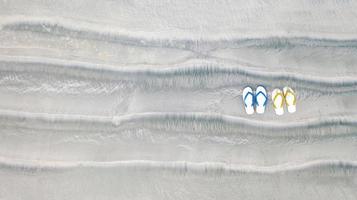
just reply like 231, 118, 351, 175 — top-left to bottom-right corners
1, 0, 357, 199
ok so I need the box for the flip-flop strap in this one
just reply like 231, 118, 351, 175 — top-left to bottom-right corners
255, 91, 267, 106
273, 92, 284, 109
284, 90, 296, 105
243, 91, 255, 107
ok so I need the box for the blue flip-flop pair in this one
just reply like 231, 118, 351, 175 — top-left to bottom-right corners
242, 86, 268, 114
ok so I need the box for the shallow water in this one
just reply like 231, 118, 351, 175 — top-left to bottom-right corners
1, 0, 357, 199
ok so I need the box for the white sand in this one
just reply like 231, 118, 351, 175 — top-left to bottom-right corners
1, 0, 357, 199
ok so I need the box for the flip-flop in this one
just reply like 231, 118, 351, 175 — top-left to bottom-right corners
243, 86, 255, 115
283, 86, 296, 113
272, 88, 284, 115
255, 85, 267, 114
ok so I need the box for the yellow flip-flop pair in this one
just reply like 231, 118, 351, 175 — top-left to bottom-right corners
272, 87, 296, 115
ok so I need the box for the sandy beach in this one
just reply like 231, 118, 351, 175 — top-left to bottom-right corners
1, 0, 357, 199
